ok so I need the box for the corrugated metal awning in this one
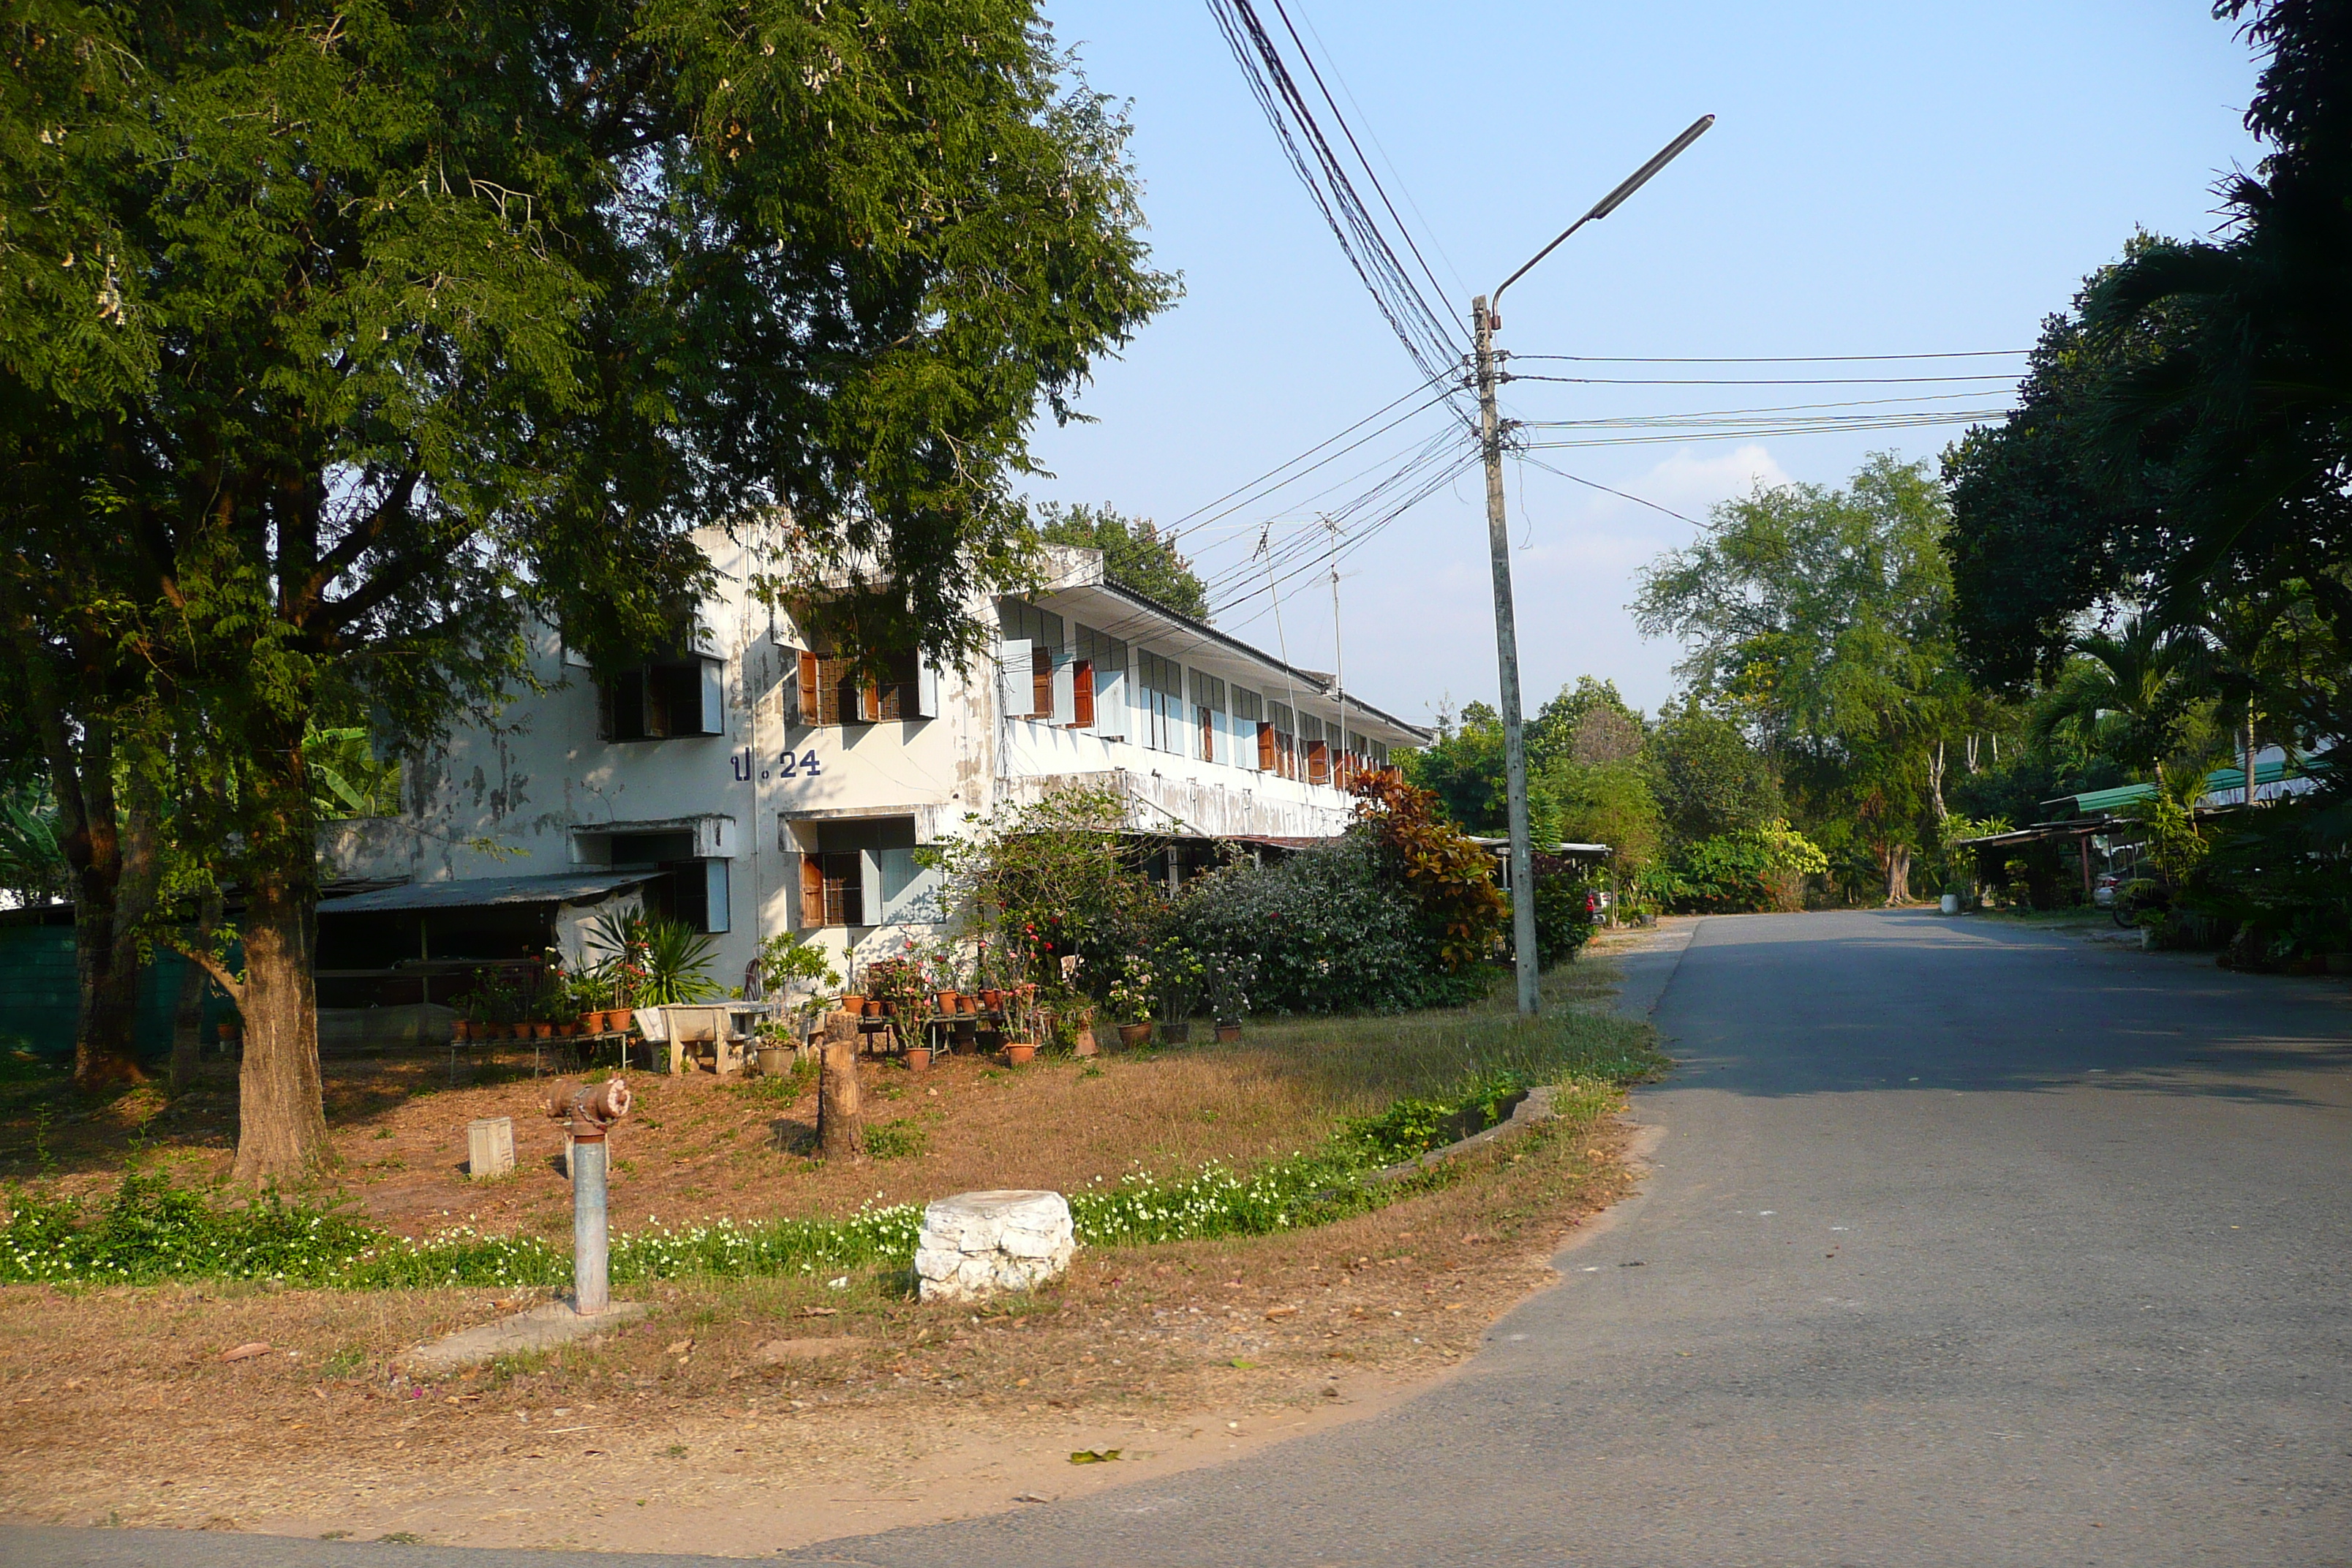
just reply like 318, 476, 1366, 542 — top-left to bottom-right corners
317, 870, 657, 915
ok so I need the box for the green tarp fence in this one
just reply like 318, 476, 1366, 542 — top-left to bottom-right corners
0, 925, 225, 1066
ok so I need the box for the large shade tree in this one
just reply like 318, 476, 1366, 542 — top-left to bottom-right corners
1633, 455, 1975, 902
1, 0, 1172, 1177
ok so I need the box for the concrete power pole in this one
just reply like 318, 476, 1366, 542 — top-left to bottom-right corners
1473, 296, 1542, 1017
1466, 112, 1716, 1019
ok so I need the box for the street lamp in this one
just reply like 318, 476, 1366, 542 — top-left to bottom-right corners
1474, 114, 1713, 1017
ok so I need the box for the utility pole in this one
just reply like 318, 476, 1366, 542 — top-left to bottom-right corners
1473, 295, 1541, 1017
1470, 113, 1714, 1017
1327, 515, 1346, 779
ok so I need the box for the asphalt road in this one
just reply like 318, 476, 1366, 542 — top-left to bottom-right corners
12, 910, 2349, 1567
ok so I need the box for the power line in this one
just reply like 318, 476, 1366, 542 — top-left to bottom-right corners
1502, 372, 2021, 386
1207, 0, 1466, 392
1514, 387, 2019, 425
1265, 0, 1456, 318
1518, 410, 2010, 448
1161, 381, 1461, 547
1514, 454, 1712, 529
1507, 349, 2029, 363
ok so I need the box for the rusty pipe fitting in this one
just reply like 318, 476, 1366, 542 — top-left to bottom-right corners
544, 1078, 632, 1142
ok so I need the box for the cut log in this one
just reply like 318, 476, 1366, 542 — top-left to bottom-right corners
817, 1041, 863, 1161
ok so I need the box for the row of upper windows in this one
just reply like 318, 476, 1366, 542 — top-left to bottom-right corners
997, 610, 1390, 783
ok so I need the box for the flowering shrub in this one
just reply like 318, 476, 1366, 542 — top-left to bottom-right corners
1175, 836, 1486, 1014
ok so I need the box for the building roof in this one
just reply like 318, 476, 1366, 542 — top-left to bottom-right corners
318, 870, 657, 915
1019, 555, 1433, 745
2040, 757, 2299, 818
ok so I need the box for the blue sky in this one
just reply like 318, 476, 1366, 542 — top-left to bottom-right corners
1022, 1, 2265, 724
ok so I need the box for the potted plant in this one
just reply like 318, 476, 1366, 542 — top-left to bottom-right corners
1109, 954, 1155, 1049
1000, 990, 1040, 1065
1152, 939, 1205, 1045
1204, 951, 1256, 1044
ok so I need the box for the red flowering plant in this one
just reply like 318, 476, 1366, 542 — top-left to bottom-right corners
923, 783, 1165, 1004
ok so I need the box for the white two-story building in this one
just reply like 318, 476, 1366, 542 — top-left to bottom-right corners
314, 539, 1428, 999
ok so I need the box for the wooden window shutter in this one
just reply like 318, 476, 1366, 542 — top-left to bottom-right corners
1308, 739, 1329, 784
797, 652, 819, 725
812, 657, 852, 725
1258, 721, 1275, 771
1071, 661, 1095, 728
799, 853, 824, 928
1030, 649, 1053, 719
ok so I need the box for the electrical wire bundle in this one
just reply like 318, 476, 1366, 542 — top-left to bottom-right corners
1207, 0, 1469, 402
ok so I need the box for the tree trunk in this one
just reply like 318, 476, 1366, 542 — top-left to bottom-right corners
169, 890, 223, 1096
232, 872, 331, 1183
817, 1039, 864, 1162
2243, 714, 2258, 807
1883, 844, 1913, 906
1926, 740, 1948, 822
37, 690, 150, 1092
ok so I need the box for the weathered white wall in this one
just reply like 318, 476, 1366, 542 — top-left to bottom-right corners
324, 537, 1410, 989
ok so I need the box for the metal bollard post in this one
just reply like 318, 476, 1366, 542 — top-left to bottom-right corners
546, 1078, 632, 1318
572, 1134, 610, 1316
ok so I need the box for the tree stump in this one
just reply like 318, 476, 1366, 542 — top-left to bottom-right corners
817, 1041, 863, 1161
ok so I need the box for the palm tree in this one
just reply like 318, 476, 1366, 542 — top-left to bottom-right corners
2029, 614, 2195, 775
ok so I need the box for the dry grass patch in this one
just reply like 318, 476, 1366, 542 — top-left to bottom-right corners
0, 1096, 1637, 1540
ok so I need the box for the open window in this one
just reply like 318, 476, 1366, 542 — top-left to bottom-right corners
599, 654, 725, 741
799, 649, 936, 726
795, 816, 929, 927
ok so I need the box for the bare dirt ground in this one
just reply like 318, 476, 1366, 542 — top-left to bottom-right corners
0, 936, 1665, 1553
0, 1110, 1639, 1552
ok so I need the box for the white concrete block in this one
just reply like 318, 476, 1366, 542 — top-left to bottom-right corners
914, 1190, 1074, 1303
467, 1117, 515, 1179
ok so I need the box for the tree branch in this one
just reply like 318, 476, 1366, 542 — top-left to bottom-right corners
298, 470, 420, 619
158, 931, 246, 1013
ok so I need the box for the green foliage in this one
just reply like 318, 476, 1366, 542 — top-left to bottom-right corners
1641, 698, 1784, 843
1656, 821, 1830, 913
1349, 772, 1506, 972
1529, 857, 1598, 967
753, 930, 839, 998
2027, 614, 2211, 775
1338, 1069, 1533, 1164
1939, 235, 2191, 690
862, 1119, 930, 1161
924, 783, 1161, 998
585, 913, 718, 1007
0, 0, 1174, 1161
0, 1067, 1624, 1287
1175, 835, 1483, 1015
1033, 502, 1210, 620
303, 725, 401, 821
0, 782, 67, 907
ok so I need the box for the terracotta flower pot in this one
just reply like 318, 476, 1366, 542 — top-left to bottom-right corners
980, 989, 1005, 1011
532, 1022, 555, 1040
1117, 1022, 1154, 1049
1003, 1041, 1038, 1065
935, 992, 961, 1014
576, 1012, 600, 1036
450, 1019, 471, 1043
905, 1046, 934, 1071
1216, 1023, 1243, 1044
840, 994, 867, 1018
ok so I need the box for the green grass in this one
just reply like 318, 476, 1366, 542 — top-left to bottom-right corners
0, 959, 1662, 1296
